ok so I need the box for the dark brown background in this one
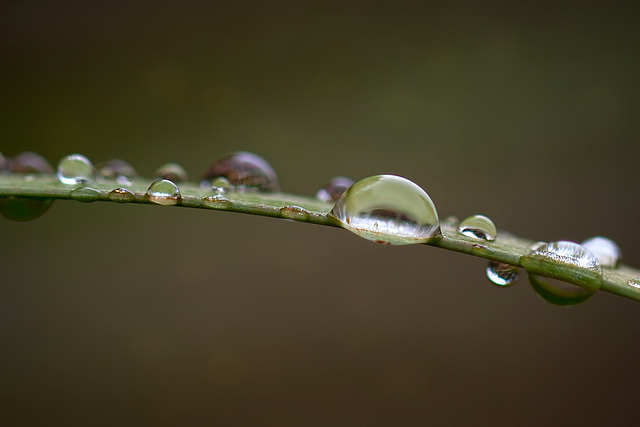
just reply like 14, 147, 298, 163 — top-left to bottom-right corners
1, 1, 639, 425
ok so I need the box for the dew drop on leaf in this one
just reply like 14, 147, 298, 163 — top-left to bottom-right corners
0, 197, 54, 221
96, 159, 137, 185
70, 187, 101, 203
315, 176, 354, 203
580, 236, 621, 268
155, 163, 188, 183
328, 174, 440, 245
146, 179, 181, 206
9, 152, 53, 174
458, 214, 497, 241
628, 278, 640, 289
108, 188, 135, 203
280, 205, 310, 221
201, 151, 279, 192
521, 241, 603, 306
202, 194, 231, 209
56, 154, 95, 185
486, 261, 519, 286
209, 177, 231, 194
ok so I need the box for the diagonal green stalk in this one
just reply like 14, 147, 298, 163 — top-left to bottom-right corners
2, 174, 639, 303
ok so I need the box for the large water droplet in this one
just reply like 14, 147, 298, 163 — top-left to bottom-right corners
202, 151, 280, 192
328, 174, 440, 245
280, 205, 310, 221
315, 176, 354, 203
96, 159, 137, 185
108, 188, 135, 203
521, 241, 603, 306
155, 163, 188, 183
146, 179, 180, 206
202, 194, 231, 209
9, 152, 53, 174
528, 274, 595, 306
56, 154, 94, 185
580, 236, 621, 268
458, 214, 497, 241
0, 197, 54, 221
70, 187, 101, 203
486, 261, 519, 286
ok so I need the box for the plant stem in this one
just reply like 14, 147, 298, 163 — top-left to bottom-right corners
2, 174, 639, 303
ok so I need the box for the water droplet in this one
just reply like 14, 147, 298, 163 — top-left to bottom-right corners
70, 187, 101, 203
486, 261, 518, 286
9, 152, 53, 174
108, 188, 135, 203
580, 236, 621, 268
529, 241, 547, 251
528, 274, 595, 306
210, 177, 231, 193
442, 215, 460, 227
315, 176, 354, 203
96, 159, 137, 185
328, 174, 440, 245
280, 205, 310, 221
628, 278, 640, 289
155, 163, 188, 183
202, 194, 231, 209
202, 151, 280, 192
521, 241, 603, 306
56, 154, 94, 184
146, 179, 181, 206
458, 214, 497, 241
0, 197, 54, 221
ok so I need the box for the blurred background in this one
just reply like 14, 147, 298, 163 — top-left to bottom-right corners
1, 1, 639, 425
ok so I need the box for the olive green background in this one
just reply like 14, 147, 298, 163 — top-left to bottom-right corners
1, 2, 639, 425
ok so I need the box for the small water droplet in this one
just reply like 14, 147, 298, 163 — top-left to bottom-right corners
56, 154, 94, 184
529, 241, 547, 251
328, 174, 440, 245
202, 151, 280, 192
96, 159, 137, 185
627, 278, 640, 289
9, 152, 53, 174
0, 197, 54, 221
315, 176, 354, 203
528, 274, 595, 306
580, 236, 621, 268
521, 241, 603, 306
155, 163, 188, 183
211, 177, 231, 193
70, 187, 101, 203
486, 261, 518, 286
280, 205, 310, 221
108, 188, 135, 203
202, 194, 232, 209
458, 214, 497, 241
146, 179, 181, 206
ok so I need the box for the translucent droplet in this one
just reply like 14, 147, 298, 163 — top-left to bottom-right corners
96, 159, 137, 185
56, 153, 94, 185
155, 163, 188, 183
521, 241, 603, 306
529, 241, 547, 251
328, 174, 440, 245
210, 177, 231, 193
146, 179, 180, 206
528, 274, 595, 306
202, 151, 280, 192
108, 188, 135, 203
486, 261, 518, 286
0, 197, 54, 221
315, 176, 354, 203
458, 214, 497, 241
70, 187, 101, 203
9, 152, 53, 174
202, 194, 231, 209
280, 205, 310, 221
580, 236, 621, 268
628, 278, 640, 289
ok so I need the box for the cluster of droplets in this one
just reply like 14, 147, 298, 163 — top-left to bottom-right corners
1, 150, 634, 306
